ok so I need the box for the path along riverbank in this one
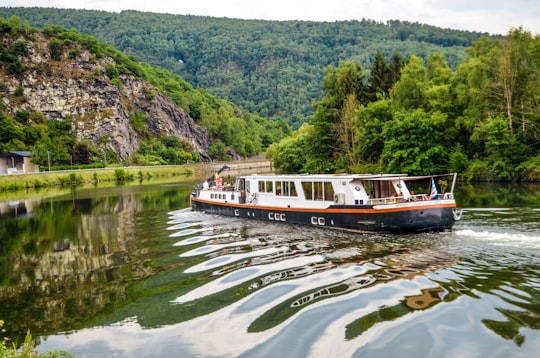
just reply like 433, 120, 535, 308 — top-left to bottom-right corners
0, 160, 272, 192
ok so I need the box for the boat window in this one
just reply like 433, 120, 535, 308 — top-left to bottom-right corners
274, 181, 297, 196
363, 181, 373, 198
237, 178, 245, 191
368, 180, 397, 199
258, 180, 275, 193
324, 182, 334, 200
276, 181, 282, 195
301, 181, 333, 201
289, 182, 297, 196
302, 181, 313, 200
314, 182, 323, 200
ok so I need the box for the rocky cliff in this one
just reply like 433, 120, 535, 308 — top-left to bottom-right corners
1, 31, 210, 161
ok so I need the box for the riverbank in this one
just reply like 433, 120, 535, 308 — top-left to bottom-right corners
0, 160, 272, 192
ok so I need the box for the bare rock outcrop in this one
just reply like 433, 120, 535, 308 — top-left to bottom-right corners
1, 32, 210, 161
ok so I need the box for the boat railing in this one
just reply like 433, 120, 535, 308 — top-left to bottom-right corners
368, 192, 454, 205
368, 196, 408, 205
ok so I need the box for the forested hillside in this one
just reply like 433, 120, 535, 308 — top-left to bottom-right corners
2, 8, 536, 182
0, 16, 290, 168
0, 7, 490, 128
269, 28, 540, 182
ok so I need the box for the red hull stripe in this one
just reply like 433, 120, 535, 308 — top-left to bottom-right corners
191, 197, 456, 214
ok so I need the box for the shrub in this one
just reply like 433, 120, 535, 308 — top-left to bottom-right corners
14, 86, 24, 96
114, 168, 134, 181
14, 110, 29, 124
67, 48, 79, 59
0, 320, 74, 358
130, 111, 148, 135
463, 159, 492, 182
105, 63, 119, 79
49, 38, 63, 61
13, 40, 28, 56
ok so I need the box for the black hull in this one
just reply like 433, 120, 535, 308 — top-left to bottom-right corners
191, 199, 455, 234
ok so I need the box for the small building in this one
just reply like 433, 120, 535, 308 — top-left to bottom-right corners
0, 151, 40, 175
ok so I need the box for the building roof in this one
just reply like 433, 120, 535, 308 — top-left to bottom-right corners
1, 151, 33, 157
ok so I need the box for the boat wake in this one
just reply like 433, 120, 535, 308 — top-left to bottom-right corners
455, 229, 540, 249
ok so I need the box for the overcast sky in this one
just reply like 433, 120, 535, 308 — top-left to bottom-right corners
2, 0, 539, 35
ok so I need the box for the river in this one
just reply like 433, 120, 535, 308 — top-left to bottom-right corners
0, 177, 538, 357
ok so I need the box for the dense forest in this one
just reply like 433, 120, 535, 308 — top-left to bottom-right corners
0, 16, 291, 167
269, 28, 540, 182
0, 7, 491, 128
1, 8, 539, 182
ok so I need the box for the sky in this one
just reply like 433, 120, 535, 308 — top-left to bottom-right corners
2, 0, 540, 35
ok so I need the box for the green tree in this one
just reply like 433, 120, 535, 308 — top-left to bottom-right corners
333, 94, 360, 168
208, 139, 227, 161
449, 143, 469, 173
427, 53, 453, 85
367, 50, 392, 101
452, 56, 489, 133
6, 15, 21, 33
381, 110, 447, 175
490, 28, 540, 137
308, 61, 367, 172
0, 114, 24, 152
272, 124, 312, 173
355, 98, 393, 163
471, 117, 527, 180
389, 51, 404, 84
424, 54, 455, 115
390, 55, 427, 111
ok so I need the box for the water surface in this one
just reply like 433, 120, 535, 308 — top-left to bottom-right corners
0, 181, 538, 357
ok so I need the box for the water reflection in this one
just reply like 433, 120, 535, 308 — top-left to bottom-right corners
0, 198, 39, 218
0, 182, 193, 342
0, 181, 539, 357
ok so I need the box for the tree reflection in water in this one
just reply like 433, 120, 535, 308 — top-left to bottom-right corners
0, 181, 539, 357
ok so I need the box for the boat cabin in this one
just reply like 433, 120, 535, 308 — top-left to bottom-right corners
200, 173, 427, 208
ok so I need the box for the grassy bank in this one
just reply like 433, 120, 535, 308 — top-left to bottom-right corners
0, 166, 191, 192
0, 161, 272, 192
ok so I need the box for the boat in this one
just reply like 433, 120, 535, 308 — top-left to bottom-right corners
190, 166, 459, 233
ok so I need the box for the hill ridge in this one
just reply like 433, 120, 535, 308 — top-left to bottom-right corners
0, 7, 493, 127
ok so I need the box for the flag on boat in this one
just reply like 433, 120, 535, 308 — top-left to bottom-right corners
430, 178, 438, 200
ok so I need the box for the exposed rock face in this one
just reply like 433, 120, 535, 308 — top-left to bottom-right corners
1, 32, 210, 161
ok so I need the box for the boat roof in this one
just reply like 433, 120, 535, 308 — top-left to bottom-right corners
239, 173, 453, 181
